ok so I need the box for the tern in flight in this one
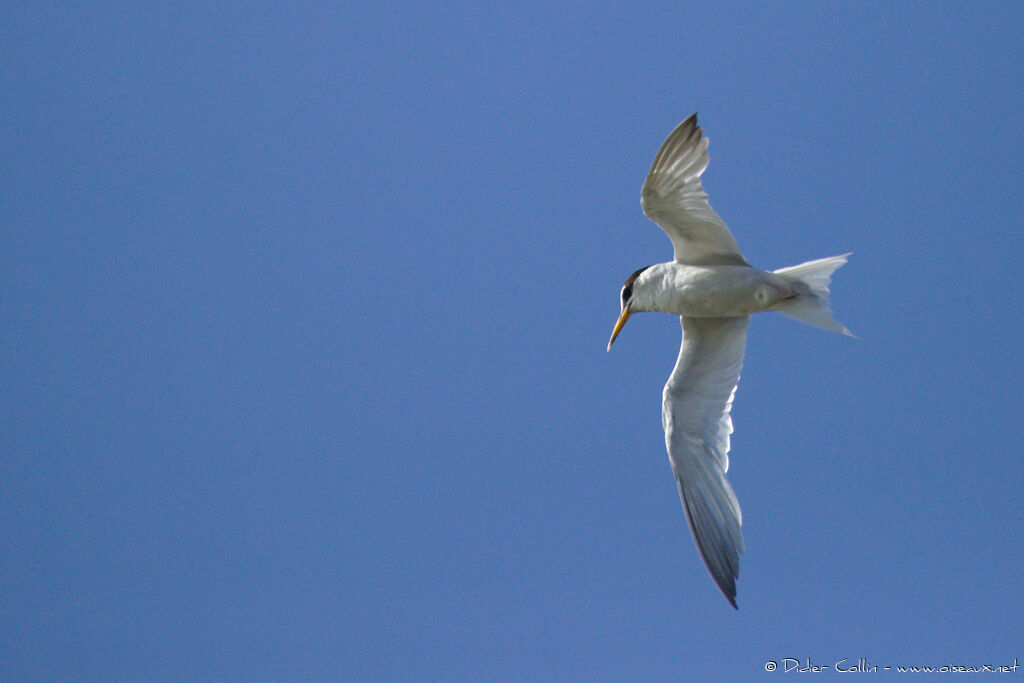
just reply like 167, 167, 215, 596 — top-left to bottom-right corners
607, 114, 853, 608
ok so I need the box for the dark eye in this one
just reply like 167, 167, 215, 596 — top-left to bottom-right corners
621, 285, 633, 306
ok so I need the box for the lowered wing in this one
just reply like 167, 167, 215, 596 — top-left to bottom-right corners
662, 315, 748, 607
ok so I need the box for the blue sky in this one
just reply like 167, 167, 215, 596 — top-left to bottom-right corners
3, 2, 1023, 680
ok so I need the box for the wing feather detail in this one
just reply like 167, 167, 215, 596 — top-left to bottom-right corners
662, 315, 748, 607
641, 114, 748, 266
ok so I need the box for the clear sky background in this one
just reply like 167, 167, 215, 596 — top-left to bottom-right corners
3, 2, 1023, 681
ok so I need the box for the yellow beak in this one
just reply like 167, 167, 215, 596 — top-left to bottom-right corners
606, 303, 632, 351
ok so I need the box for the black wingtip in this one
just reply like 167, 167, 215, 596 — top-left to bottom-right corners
721, 584, 738, 609
713, 573, 739, 609
682, 112, 700, 136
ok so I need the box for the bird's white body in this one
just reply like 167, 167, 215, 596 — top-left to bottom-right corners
629, 263, 796, 318
607, 113, 852, 608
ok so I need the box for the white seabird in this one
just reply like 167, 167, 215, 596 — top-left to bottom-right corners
607, 113, 853, 608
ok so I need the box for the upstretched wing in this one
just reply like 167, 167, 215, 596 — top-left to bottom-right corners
662, 315, 748, 608
641, 114, 748, 267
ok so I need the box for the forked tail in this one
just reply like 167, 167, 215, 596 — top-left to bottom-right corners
773, 253, 854, 336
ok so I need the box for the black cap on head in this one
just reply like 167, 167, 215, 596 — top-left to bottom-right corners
621, 266, 651, 308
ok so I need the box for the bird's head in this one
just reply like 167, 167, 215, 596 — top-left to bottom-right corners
607, 265, 652, 351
